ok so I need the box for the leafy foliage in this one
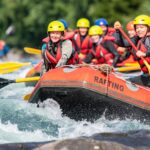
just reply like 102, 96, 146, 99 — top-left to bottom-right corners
0, 0, 149, 49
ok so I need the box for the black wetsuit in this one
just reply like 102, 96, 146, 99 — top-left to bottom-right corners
84, 40, 120, 67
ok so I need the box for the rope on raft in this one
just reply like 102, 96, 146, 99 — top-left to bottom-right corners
77, 63, 114, 74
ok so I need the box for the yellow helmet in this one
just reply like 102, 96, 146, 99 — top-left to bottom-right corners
89, 25, 103, 36
133, 15, 150, 26
76, 18, 90, 28
47, 21, 65, 32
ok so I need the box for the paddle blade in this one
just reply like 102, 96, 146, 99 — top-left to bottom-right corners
23, 93, 31, 101
0, 68, 19, 74
24, 47, 41, 55
114, 66, 140, 72
0, 76, 40, 89
0, 78, 14, 88
123, 62, 140, 67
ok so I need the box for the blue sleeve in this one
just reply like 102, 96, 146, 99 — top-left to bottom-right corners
3, 45, 10, 54
41, 44, 47, 51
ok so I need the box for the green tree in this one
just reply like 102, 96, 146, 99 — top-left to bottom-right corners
0, 0, 149, 49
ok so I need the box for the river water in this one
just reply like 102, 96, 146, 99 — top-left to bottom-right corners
0, 64, 150, 144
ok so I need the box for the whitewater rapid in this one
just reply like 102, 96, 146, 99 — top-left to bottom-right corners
0, 65, 150, 144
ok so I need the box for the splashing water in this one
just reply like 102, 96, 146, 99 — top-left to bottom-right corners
0, 66, 150, 144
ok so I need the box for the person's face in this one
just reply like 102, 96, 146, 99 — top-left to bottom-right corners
100, 25, 107, 35
79, 27, 88, 36
127, 30, 136, 38
90, 35, 100, 43
49, 31, 62, 43
135, 24, 148, 38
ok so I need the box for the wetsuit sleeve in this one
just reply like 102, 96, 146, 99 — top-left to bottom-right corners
113, 30, 139, 47
112, 30, 124, 46
122, 36, 139, 47
41, 43, 47, 51
102, 40, 120, 67
56, 40, 73, 67
145, 37, 150, 57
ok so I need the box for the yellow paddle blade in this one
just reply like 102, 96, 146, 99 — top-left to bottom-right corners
0, 62, 28, 67
0, 68, 19, 74
0, 62, 31, 70
115, 66, 141, 72
23, 93, 31, 101
124, 62, 140, 67
24, 47, 41, 55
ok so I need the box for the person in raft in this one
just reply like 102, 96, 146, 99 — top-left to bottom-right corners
128, 15, 150, 87
41, 20, 75, 72
83, 25, 115, 65
72, 18, 92, 63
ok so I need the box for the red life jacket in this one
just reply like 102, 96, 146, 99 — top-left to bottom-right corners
90, 44, 113, 65
106, 27, 120, 51
73, 33, 92, 54
103, 34, 119, 52
107, 27, 116, 36
137, 35, 150, 73
44, 41, 76, 69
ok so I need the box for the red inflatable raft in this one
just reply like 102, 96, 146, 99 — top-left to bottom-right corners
28, 65, 150, 121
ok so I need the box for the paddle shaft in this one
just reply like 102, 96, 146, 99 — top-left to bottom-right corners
0, 76, 40, 89
118, 27, 150, 73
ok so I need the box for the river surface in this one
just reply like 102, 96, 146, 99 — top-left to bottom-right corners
0, 63, 150, 144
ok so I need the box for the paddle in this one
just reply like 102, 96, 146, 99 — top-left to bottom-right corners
0, 62, 30, 67
0, 68, 19, 74
24, 47, 41, 55
24, 93, 32, 101
0, 62, 31, 74
114, 66, 140, 72
123, 62, 139, 67
0, 76, 40, 89
118, 27, 150, 74
0, 62, 31, 70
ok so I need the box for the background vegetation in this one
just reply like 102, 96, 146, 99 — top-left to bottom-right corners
0, 0, 149, 49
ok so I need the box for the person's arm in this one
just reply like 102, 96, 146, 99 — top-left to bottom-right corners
145, 37, 150, 57
41, 43, 47, 51
112, 30, 124, 46
56, 40, 72, 67
102, 40, 120, 67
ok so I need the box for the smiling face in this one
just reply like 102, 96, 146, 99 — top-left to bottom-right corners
100, 25, 107, 35
79, 27, 88, 36
49, 31, 62, 43
90, 35, 100, 43
135, 24, 148, 38
127, 30, 136, 38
